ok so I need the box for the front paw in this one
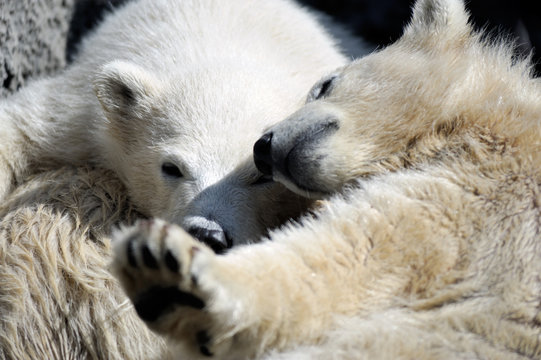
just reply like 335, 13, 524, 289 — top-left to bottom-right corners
112, 219, 227, 356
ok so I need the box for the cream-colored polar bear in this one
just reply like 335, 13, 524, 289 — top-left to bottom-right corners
113, 0, 541, 359
0, 0, 346, 251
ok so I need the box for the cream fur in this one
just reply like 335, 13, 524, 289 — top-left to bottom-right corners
113, 0, 541, 359
0, 167, 172, 359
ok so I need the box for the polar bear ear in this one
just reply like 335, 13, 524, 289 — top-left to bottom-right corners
403, 0, 470, 43
93, 61, 160, 124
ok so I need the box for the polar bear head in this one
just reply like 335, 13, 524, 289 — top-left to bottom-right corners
93, 61, 312, 252
254, 0, 530, 197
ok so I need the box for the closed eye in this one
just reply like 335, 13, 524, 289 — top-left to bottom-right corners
251, 174, 273, 186
317, 78, 333, 99
309, 75, 336, 102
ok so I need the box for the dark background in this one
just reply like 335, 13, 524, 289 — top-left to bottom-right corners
301, 0, 541, 74
67, 0, 541, 74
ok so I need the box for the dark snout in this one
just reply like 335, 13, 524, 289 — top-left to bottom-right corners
187, 223, 232, 254
253, 112, 339, 195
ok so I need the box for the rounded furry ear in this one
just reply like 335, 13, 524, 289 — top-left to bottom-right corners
93, 60, 160, 121
404, 0, 470, 42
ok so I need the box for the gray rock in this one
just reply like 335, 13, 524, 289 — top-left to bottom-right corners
0, 0, 74, 98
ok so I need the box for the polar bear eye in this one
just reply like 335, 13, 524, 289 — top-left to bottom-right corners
161, 162, 183, 178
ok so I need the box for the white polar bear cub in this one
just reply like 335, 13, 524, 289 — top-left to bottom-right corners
0, 0, 346, 250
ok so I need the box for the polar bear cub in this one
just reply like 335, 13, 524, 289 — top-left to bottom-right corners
0, 0, 346, 250
113, 0, 541, 359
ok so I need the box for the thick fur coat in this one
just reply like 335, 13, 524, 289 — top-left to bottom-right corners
113, 0, 541, 359
0, 167, 171, 359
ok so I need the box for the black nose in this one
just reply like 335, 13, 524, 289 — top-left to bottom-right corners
188, 226, 231, 254
253, 132, 273, 175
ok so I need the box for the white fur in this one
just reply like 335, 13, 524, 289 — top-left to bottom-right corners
0, 0, 346, 244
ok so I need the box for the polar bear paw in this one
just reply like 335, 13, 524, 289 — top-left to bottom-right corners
112, 219, 238, 357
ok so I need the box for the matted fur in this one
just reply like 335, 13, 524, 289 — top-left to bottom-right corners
0, 167, 170, 359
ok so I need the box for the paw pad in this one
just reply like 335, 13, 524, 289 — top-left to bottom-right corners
134, 286, 205, 322
113, 219, 230, 355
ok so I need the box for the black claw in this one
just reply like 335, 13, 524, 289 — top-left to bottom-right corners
199, 345, 213, 357
164, 250, 180, 273
127, 237, 138, 268
197, 330, 213, 357
134, 286, 205, 322
142, 245, 159, 269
